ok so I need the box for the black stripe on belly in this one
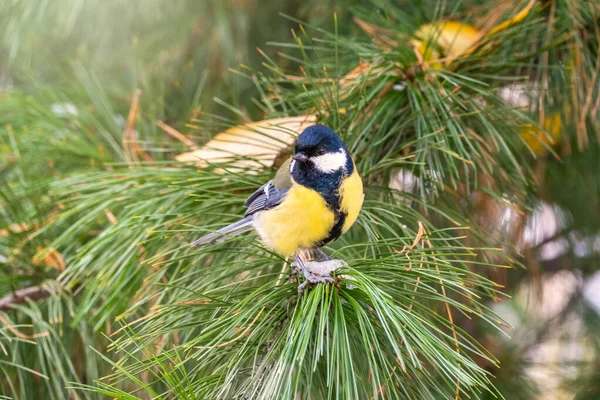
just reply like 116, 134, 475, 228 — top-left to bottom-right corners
317, 210, 346, 247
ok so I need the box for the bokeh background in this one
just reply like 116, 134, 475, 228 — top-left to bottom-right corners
1, 0, 600, 399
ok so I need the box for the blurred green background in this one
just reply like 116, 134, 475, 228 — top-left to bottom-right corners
2, 0, 600, 399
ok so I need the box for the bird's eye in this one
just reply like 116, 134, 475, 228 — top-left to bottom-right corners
316, 148, 326, 156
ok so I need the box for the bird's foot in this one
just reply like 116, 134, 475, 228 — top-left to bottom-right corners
292, 256, 347, 294
297, 271, 336, 294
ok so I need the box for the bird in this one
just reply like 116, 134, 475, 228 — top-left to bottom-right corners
190, 124, 364, 290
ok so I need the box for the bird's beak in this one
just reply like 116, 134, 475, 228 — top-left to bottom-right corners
292, 153, 308, 162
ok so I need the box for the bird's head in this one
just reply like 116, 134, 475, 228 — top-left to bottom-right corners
290, 125, 351, 176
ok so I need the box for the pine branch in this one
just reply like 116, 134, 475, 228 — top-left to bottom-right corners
2, 0, 599, 398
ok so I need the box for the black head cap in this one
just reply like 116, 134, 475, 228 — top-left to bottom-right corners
295, 125, 346, 155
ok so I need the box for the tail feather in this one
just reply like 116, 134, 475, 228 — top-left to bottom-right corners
190, 217, 254, 248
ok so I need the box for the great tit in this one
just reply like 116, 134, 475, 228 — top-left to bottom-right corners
190, 124, 364, 287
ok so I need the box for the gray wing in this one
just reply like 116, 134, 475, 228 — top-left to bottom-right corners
244, 181, 288, 217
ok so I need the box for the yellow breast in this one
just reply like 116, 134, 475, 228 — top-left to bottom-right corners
339, 168, 364, 233
254, 185, 335, 257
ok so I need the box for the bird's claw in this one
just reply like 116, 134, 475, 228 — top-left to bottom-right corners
297, 272, 335, 294
292, 258, 346, 294
305, 273, 335, 284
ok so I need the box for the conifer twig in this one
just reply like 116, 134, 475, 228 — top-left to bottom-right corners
0, 285, 53, 311
0, 314, 49, 340
157, 120, 199, 150
424, 234, 461, 400
373, 222, 427, 399
122, 89, 152, 162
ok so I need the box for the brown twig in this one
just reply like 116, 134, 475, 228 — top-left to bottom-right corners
402, 222, 427, 321
579, 25, 600, 143
372, 222, 427, 399
591, 0, 600, 136
122, 89, 152, 162
0, 314, 49, 340
393, 221, 426, 269
381, 224, 463, 399
423, 235, 461, 400
591, 92, 600, 139
353, 16, 399, 50
157, 120, 198, 150
476, 1, 510, 34
275, 258, 290, 286
538, 0, 555, 143
176, 299, 212, 306
0, 285, 54, 312
103, 208, 118, 225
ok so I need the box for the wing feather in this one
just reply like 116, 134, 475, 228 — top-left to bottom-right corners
244, 181, 288, 217
243, 157, 293, 217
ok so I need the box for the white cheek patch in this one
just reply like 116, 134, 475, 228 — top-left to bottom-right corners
311, 149, 347, 173
289, 159, 296, 173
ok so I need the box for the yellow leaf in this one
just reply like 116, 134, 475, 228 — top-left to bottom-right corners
413, 21, 482, 65
487, 0, 535, 36
176, 115, 317, 171
412, 0, 535, 67
520, 113, 562, 155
